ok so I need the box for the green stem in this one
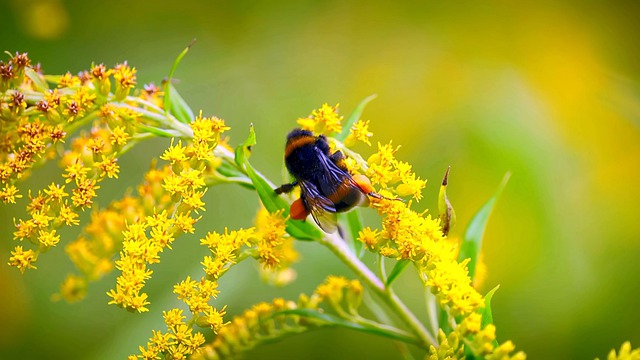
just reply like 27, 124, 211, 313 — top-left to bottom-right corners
318, 232, 436, 348
425, 289, 439, 336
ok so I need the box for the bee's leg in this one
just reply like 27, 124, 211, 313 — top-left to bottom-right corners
274, 181, 298, 194
330, 150, 350, 171
329, 150, 345, 163
368, 191, 404, 202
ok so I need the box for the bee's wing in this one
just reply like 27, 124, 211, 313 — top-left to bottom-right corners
298, 179, 338, 233
315, 148, 369, 208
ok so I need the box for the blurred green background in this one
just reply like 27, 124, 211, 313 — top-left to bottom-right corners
1, 0, 640, 359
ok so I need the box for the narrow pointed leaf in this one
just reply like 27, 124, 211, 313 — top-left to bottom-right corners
458, 172, 511, 280
163, 40, 194, 117
167, 84, 194, 124
386, 259, 410, 287
438, 166, 456, 236
480, 285, 500, 327
480, 285, 500, 347
25, 68, 49, 91
43, 74, 63, 84
272, 309, 421, 346
235, 126, 322, 241
335, 94, 377, 142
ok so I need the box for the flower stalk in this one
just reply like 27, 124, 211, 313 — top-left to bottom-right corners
318, 231, 437, 347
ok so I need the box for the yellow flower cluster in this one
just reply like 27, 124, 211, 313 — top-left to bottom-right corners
190, 277, 363, 360
132, 309, 207, 360
200, 227, 255, 280
3, 54, 146, 274
314, 275, 363, 316
366, 141, 427, 201
192, 298, 300, 360
354, 140, 524, 358
255, 208, 297, 270
345, 119, 373, 146
297, 103, 343, 135
107, 115, 230, 312
296, 104, 374, 149
199, 209, 297, 282
132, 208, 295, 358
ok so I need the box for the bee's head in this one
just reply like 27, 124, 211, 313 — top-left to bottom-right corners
286, 128, 315, 142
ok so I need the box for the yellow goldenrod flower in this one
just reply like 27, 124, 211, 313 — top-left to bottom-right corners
345, 119, 373, 146
297, 103, 343, 134
161, 139, 188, 164
357, 226, 380, 250
71, 178, 100, 209
58, 71, 81, 88
315, 275, 349, 309
91, 63, 113, 96
63, 161, 90, 184
113, 61, 136, 101
95, 154, 120, 179
109, 125, 130, 146
0, 184, 22, 203
255, 209, 292, 270
38, 229, 60, 248
8, 246, 38, 273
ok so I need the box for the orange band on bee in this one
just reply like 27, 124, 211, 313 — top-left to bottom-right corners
326, 178, 354, 203
285, 135, 316, 158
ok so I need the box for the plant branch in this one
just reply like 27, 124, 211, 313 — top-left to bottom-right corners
318, 232, 436, 348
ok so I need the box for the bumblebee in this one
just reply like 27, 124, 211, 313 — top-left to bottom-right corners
274, 128, 380, 233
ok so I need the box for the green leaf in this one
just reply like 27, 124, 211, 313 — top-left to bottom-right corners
480, 285, 500, 347
25, 68, 49, 91
458, 172, 511, 280
335, 94, 377, 142
342, 210, 364, 257
163, 40, 194, 118
272, 309, 421, 346
480, 285, 500, 327
386, 259, 410, 287
167, 84, 194, 124
235, 126, 322, 241
216, 161, 254, 189
438, 166, 456, 236
43, 74, 63, 84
